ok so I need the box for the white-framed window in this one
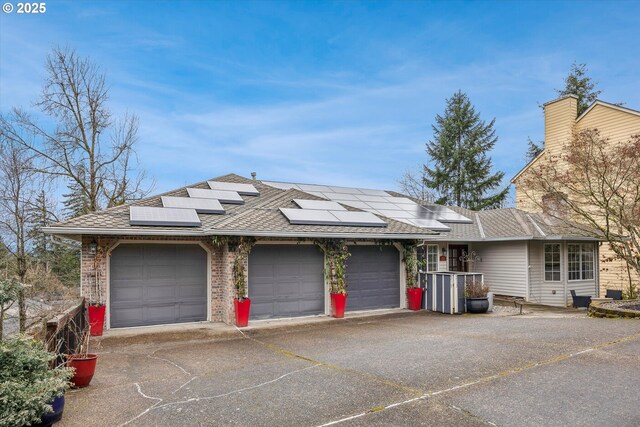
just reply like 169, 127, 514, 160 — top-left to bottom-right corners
544, 243, 561, 281
568, 243, 594, 281
426, 244, 439, 272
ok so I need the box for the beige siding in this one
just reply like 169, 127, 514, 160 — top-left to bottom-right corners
515, 99, 640, 299
528, 240, 598, 307
544, 97, 578, 156
471, 241, 528, 298
577, 104, 640, 143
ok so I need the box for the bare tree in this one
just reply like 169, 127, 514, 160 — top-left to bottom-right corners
0, 142, 37, 332
521, 129, 640, 298
0, 48, 150, 214
397, 169, 434, 203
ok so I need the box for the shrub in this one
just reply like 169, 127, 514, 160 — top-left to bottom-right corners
0, 337, 72, 427
465, 280, 490, 298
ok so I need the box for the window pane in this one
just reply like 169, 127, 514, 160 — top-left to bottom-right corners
544, 244, 561, 282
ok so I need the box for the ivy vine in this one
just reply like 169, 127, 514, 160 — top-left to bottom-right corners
314, 239, 351, 294
211, 236, 256, 300
401, 240, 423, 289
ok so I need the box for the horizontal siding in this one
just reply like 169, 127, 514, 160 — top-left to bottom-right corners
544, 97, 577, 156
471, 241, 527, 298
528, 241, 567, 306
529, 241, 599, 307
577, 105, 640, 144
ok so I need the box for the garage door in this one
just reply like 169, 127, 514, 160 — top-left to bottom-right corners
346, 245, 400, 311
110, 244, 207, 328
248, 245, 324, 320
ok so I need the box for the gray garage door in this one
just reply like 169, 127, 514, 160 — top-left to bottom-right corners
110, 244, 207, 328
248, 245, 324, 320
346, 245, 400, 311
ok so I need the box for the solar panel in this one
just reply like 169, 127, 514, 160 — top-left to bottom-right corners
186, 188, 244, 204
161, 196, 225, 214
279, 208, 386, 227
207, 181, 260, 196
129, 206, 201, 227
355, 195, 388, 203
280, 208, 341, 225
293, 199, 346, 211
424, 205, 473, 223
329, 210, 387, 227
408, 218, 451, 231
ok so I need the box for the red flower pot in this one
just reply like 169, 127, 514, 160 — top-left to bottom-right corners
234, 298, 251, 327
88, 304, 106, 336
66, 354, 98, 388
330, 293, 347, 318
407, 287, 424, 311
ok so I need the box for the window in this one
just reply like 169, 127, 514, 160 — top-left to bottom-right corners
426, 244, 439, 272
568, 243, 594, 281
544, 243, 561, 281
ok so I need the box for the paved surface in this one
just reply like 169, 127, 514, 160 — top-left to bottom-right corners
60, 309, 640, 427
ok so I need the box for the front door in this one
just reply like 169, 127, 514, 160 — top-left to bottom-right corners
448, 245, 469, 272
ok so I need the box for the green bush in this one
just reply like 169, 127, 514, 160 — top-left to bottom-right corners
0, 337, 72, 427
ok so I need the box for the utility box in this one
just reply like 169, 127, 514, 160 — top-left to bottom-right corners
425, 272, 484, 314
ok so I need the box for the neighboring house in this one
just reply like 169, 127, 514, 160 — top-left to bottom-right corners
44, 173, 600, 330
511, 95, 640, 296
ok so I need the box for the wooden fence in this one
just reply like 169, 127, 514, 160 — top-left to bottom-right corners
44, 297, 86, 367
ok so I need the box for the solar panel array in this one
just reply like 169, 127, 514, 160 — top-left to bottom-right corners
186, 188, 244, 204
264, 181, 473, 231
208, 181, 260, 196
293, 199, 346, 211
280, 208, 386, 227
130, 206, 201, 227
130, 180, 258, 227
161, 196, 225, 214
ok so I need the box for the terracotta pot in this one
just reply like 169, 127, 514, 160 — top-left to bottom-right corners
407, 287, 424, 311
66, 354, 98, 388
88, 304, 106, 336
234, 298, 251, 327
330, 293, 347, 318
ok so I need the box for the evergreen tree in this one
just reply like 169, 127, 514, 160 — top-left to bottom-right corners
556, 62, 602, 116
424, 91, 508, 210
525, 138, 544, 162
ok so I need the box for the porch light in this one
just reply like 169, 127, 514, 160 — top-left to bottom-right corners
89, 240, 98, 255
441, 247, 446, 255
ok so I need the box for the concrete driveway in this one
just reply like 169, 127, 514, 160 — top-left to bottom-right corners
59, 310, 640, 427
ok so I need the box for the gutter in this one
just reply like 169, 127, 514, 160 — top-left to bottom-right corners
41, 226, 434, 240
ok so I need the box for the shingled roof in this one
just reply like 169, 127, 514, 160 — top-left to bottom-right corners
384, 191, 600, 242
43, 174, 434, 240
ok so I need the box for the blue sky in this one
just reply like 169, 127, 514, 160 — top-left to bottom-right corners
1, 0, 639, 202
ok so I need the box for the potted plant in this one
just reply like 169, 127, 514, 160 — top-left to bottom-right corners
66, 316, 98, 387
465, 280, 490, 313
230, 237, 256, 327
316, 239, 351, 318
87, 240, 106, 336
402, 241, 424, 310
0, 337, 72, 427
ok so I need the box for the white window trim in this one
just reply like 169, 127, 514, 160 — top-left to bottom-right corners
567, 243, 595, 282
426, 244, 439, 272
543, 243, 561, 282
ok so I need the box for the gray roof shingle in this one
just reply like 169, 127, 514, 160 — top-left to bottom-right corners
45, 174, 434, 240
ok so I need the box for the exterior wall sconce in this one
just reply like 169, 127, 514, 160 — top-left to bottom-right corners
89, 240, 98, 255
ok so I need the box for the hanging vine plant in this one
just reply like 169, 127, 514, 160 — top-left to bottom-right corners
211, 236, 256, 300
401, 240, 422, 289
314, 239, 351, 294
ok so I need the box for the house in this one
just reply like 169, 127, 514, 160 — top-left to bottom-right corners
44, 173, 600, 329
267, 181, 601, 307
511, 95, 640, 296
